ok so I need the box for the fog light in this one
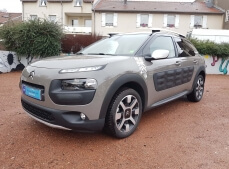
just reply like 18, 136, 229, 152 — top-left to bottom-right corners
80, 113, 86, 120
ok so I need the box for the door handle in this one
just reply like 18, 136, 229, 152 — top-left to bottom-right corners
175, 61, 181, 66
193, 60, 198, 64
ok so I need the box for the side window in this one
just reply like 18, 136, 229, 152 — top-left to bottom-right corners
143, 36, 175, 58
175, 37, 196, 57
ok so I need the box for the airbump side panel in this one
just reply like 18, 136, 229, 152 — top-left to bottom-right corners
153, 66, 194, 91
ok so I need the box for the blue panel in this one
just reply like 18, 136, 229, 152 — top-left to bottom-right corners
22, 84, 41, 100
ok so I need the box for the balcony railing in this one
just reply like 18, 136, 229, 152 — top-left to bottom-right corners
64, 26, 92, 33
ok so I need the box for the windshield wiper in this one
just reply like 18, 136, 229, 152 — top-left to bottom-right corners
76, 52, 84, 55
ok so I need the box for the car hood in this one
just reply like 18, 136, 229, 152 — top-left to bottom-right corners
30, 55, 130, 69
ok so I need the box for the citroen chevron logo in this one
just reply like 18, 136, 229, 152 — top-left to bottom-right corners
29, 71, 35, 80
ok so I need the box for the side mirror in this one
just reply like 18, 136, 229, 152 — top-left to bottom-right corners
151, 49, 169, 60
144, 49, 169, 61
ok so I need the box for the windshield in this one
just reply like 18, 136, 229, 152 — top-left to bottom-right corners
80, 34, 150, 56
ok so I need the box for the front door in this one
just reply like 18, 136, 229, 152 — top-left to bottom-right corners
142, 35, 195, 106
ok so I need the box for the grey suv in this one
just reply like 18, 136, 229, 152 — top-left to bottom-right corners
20, 30, 205, 138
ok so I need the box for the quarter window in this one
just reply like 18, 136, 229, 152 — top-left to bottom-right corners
143, 36, 175, 58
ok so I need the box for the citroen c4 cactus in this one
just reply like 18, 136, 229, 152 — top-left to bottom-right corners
20, 30, 205, 138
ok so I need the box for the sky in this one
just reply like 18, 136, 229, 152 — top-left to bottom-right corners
0, 0, 22, 13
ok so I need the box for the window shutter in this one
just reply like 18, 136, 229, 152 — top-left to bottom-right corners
148, 14, 153, 27
113, 13, 118, 27
175, 15, 179, 28
102, 13, 105, 27
226, 10, 229, 22
190, 15, 194, 28
136, 14, 140, 28
163, 14, 167, 27
203, 15, 207, 28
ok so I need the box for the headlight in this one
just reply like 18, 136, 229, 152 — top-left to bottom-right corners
61, 79, 97, 90
59, 65, 105, 74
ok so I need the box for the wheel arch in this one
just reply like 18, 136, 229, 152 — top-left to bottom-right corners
99, 74, 148, 119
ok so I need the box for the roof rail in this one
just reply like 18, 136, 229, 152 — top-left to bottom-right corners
108, 32, 120, 37
152, 28, 185, 38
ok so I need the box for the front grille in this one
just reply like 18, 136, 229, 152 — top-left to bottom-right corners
22, 80, 44, 90
22, 100, 55, 122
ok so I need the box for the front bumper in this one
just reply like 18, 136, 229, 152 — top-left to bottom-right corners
21, 98, 105, 132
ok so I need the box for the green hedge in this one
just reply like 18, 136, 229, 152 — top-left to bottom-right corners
190, 39, 229, 59
0, 19, 63, 64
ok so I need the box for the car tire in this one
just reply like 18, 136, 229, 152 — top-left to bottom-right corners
187, 75, 205, 102
104, 88, 142, 138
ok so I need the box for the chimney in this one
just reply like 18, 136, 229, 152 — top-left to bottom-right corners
205, 0, 214, 8
124, 0, 127, 5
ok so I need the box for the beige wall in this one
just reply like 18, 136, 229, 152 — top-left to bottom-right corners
22, 1, 93, 26
94, 12, 223, 36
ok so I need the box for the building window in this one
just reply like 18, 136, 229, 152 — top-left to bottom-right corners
137, 14, 152, 28
140, 14, 149, 27
194, 15, 203, 28
226, 10, 229, 22
49, 15, 56, 22
163, 14, 179, 28
167, 15, 175, 27
30, 15, 37, 20
75, 0, 82, 7
190, 15, 207, 29
102, 13, 118, 27
105, 14, 114, 26
85, 20, 92, 27
72, 19, 78, 26
40, 0, 47, 6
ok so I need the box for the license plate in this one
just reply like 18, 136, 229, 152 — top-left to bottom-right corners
22, 84, 42, 100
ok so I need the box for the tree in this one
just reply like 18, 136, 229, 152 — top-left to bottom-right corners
0, 19, 63, 64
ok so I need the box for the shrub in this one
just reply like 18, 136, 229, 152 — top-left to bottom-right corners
190, 38, 229, 59
0, 19, 63, 64
61, 34, 102, 54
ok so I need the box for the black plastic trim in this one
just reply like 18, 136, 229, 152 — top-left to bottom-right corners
49, 80, 96, 105
153, 66, 194, 91
21, 98, 105, 132
99, 73, 148, 119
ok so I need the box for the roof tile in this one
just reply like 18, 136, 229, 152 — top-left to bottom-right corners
94, 1, 224, 14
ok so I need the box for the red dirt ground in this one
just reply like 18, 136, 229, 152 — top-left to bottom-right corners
0, 72, 229, 168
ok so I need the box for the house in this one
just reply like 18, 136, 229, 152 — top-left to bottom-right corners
21, 0, 94, 34
213, 0, 229, 29
92, 0, 224, 36
0, 12, 22, 26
